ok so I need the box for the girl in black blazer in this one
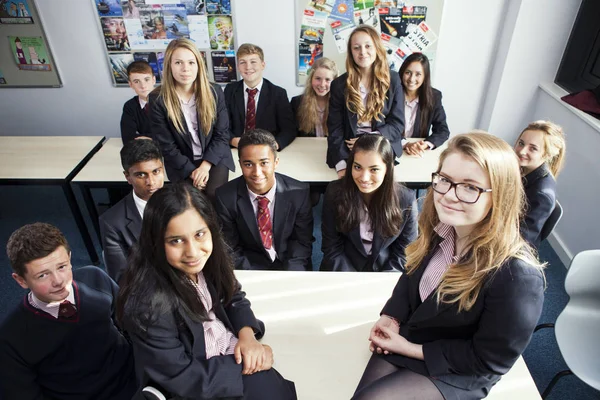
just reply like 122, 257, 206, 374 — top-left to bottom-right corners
327, 25, 405, 178
290, 57, 338, 137
353, 133, 545, 400
321, 135, 418, 272
117, 183, 296, 400
150, 38, 234, 199
514, 120, 566, 248
399, 53, 450, 156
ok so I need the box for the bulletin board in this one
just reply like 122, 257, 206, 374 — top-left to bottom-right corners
294, 0, 444, 87
0, 0, 62, 88
91, 0, 238, 86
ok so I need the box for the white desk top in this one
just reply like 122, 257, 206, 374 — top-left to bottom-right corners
0, 136, 105, 180
229, 137, 445, 184
73, 138, 128, 183
235, 270, 541, 400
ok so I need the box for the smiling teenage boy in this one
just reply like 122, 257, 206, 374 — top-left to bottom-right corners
0, 223, 136, 400
215, 129, 313, 271
224, 43, 297, 151
99, 139, 165, 283
121, 60, 156, 143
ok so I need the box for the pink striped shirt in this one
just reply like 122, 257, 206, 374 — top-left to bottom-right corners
191, 272, 238, 359
28, 283, 76, 319
419, 223, 460, 301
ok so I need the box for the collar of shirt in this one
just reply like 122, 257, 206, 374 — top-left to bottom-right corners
177, 93, 196, 106
247, 179, 277, 204
433, 222, 460, 264
29, 283, 75, 319
243, 79, 264, 94
132, 190, 147, 219
405, 97, 419, 107
138, 97, 147, 109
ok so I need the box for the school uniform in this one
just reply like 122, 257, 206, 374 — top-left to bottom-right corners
326, 71, 405, 169
320, 180, 418, 272
290, 94, 327, 137
521, 163, 556, 248
121, 95, 153, 143
99, 191, 143, 283
0, 266, 136, 400
378, 225, 544, 400
150, 83, 235, 183
123, 278, 296, 400
224, 78, 297, 150
403, 88, 450, 148
215, 173, 313, 271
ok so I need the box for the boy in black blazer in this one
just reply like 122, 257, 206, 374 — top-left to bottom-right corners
215, 129, 313, 271
224, 43, 297, 151
99, 139, 165, 283
1, 223, 136, 400
120, 60, 156, 143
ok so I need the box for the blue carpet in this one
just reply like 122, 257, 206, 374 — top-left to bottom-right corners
0, 186, 599, 400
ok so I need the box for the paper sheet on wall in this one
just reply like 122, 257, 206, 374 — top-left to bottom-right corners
162, 4, 189, 39
211, 50, 237, 83
300, 9, 328, 44
329, 0, 354, 22
353, 8, 380, 33
401, 21, 437, 52
330, 19, 355, 53
189, 15, 210, 48
124, 19, 147, 49
298, 43, 323, 75
109, 53, 135, 83
9, 36, 52, 71
208, 15, 234, 50
0, 0, 34, 24
307, 0, 335, 14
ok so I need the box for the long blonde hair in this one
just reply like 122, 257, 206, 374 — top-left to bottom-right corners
298, 58, 338, 135
159, 38, 215, 136
406, 132, 544, 312
517, 120, 566, 178
345, 25, 390, 124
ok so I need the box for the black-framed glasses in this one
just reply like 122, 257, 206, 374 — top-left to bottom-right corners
431, 173, 492, 204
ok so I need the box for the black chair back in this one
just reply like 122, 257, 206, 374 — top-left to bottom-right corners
540, 200, 563, 243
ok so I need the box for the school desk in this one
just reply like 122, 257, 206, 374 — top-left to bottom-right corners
0, 136, 105, 264
235, 270, 542, 400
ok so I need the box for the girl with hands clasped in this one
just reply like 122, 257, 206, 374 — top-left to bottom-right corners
399, 53, 450, 157
353, 133, 545, 400
514, 120, 566, 249
151, 38, 235, 199
117, 183, 296, 400
326, 25, 405, 179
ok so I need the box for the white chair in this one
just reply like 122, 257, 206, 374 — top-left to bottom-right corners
538, 249, 600, 398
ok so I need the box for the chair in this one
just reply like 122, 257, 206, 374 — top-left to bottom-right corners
536, 249, 600, 399
539, 200, 563, 243
142, 386, 167, 400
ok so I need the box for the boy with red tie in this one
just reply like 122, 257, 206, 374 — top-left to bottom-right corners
121, 60, 156, 143
0, 223, 136, 400
224, 43, 297, 151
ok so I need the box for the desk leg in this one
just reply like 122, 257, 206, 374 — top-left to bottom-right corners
62, 183, 99, 265
80, 184, 101, 244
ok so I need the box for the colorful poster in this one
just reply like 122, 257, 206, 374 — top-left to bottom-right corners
123, 18, 146, 49
133, 52, 161, 81
120, 0, 143, 19
353, 0, 375, 11
300, 9, 327, 44
208, 15, 234, 50
392, 39, 412, 67
298, 43, 323, 75
380, 32, 402, 71
330, 19, 355, 53
95, 0, 123, 16
353, 8, 379, 32
399, 5, 426, 37
101, 17, 130, 51
0, 0, 33, 24
307, 0, 335, 14
9, 36, 52, 71
180, 0, 206, 16
189, 15, 210, 48
140, 4, 169, 48
206, 0, 231, 15
329, 0, 354, 23
375, 0, 396, 6
401, 21, 437, 52
157, 51, 165, 75
0, 68, 6, 84
378, 7, 402, 38
109, 52, 135, 84
211, 50, 237, 83
162, 4, 189, 39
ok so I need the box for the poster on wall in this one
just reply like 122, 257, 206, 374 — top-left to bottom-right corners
211, 50, 236, 83
95, 0, 123, 16
133, 52, 161, 81
298, 43, 323, 75
353, 8, 379, 32
208, 15, 233, 50
109, 52, 134, 83
101, 17, 131, 51
206, 0, 231, 15
0, 0, 34, 24
162, 4, 189, 39
9, 36, 52, 71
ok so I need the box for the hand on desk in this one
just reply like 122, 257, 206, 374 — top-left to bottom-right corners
345, 137, 358, 151
190, 161, 212, 189
369, 316, 399, 355
404, 141, 429, 157
235, 327, 273, 375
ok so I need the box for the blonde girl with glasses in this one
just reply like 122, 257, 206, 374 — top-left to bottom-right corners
353, 132, 544, 400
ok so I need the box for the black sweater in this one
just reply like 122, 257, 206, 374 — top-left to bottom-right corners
121, 95, 152, 143
0, 266, 136, 400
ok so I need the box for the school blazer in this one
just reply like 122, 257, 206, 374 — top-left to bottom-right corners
224, 79, 297, 150
99, 192, 141, 284
215, 174, 314, 271
124, 280, 264, 400
326, 71, 405, 168
380, 246, 544, 398
410, 88, 450, 149
290, 94, 320, 137
522, 163, 556, 248
320, 180, 418, 272
149, 84, 235, 182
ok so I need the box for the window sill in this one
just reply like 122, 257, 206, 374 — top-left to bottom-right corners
539, 82, 600, 134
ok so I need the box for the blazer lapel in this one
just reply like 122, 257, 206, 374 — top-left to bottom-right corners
124, 193, 142, 240
179, 112, 194, 151
413, 106, 423, 138
272, 175, 291, 254
235, 81, 246, 128
236, 180, 263, 248
349, 227, 368, 257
